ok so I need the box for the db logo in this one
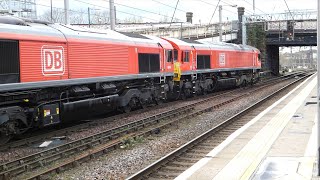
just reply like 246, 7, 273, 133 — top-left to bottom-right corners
41, 46, 65, 76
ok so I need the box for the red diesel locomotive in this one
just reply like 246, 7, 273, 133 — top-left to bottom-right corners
0, 16, 261, 143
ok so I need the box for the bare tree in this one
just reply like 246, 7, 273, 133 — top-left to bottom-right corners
70, 9, 86, 24
90, 10, 109, 24
159, 13, 169, 23
40, 8, 65, 23
173, 17, 179, 22
40, 8, 145, 25
40, 8, 87, 24
121, 16, 143, 23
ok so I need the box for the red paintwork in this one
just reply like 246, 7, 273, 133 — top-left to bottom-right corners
16, 35, 174, 82
162, 38, 261, 72
19, 41, 69, 82
2, 26, 260, 84
163, 38, 195, 72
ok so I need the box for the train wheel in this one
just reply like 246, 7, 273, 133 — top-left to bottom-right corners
242, 80, 247, 87
180, 92, 187, 100
123, 105, 131, 113
0, 132, 11, 145
140, 100, 147, 109
0, 126, 13, 145
202, 89, 207, 95
155, 98, 163, 105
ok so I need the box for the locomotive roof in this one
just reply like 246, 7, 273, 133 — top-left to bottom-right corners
0, 20, 67, 41
201, 41, 259, 52
143, 35, 174, 49
51, 24, 168, 47
164, 37, 259, 52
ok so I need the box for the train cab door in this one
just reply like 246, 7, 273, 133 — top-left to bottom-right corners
157, 43, 167, 100
157, 43, 166, 83
252, 50, 256, 67
173, 48, 181, 82
191, 46, 197, 80
191, 46, 197, 95
157, 43, 166, 74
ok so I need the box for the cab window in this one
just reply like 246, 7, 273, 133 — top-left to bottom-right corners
183, 51, 190, 62
166, 50, 173, 62
173, 49, 178, 62
258, 54, 261, 62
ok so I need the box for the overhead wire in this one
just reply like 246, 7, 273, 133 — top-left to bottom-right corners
198, 0, 238, 23
223, 8, 238, 15
283, 0, 295, 20
241, 0, 267, 14
73, 0, 160, 22
208, 0, 221, 25
101, 0, 183, 21
150, 0, 187, 13
169, 0, 180, 27
35, 2, 107, 20
74, 0, 186, 22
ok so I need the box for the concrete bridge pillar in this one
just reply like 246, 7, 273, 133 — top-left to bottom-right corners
237, 7, 245, 44
266, 45, 280, 75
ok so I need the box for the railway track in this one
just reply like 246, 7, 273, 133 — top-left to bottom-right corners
127, 72, 312, 180
0, 72, 307, 180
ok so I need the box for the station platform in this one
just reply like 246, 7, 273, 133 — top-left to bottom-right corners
175, 74, 318, 180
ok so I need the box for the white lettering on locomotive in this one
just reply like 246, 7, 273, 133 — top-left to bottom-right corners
219, 53, 226, 67
41, 45, 65, 76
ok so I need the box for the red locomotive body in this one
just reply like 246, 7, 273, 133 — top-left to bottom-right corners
161, 38, 261, 93
0, 17, 261, 143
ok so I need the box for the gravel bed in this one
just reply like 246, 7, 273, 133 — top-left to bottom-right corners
53, 79, 298, 179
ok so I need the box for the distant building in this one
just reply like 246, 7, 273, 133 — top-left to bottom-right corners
0, 0, 37, 19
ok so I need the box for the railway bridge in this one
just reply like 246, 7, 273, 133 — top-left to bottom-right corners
74, 21, 237, 42
239, 10, 317, 74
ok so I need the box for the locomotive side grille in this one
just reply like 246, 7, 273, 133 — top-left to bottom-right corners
0, 40, 20, 84
138, 53, 160, 73
197, 55, 211, 69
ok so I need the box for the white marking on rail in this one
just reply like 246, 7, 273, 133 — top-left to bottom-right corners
39, 141, 53, 148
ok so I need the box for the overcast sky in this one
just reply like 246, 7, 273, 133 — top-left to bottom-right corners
37, 0, 317, 23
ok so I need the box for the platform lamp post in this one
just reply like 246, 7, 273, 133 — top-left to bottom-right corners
64, 0, 69, 24
88, 8, 91, 28
109, 0, 116, 30
88, 8, 100, 28
50, 0, 53, 22
317, 0, 320, 176
219, 4, 237, 42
